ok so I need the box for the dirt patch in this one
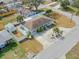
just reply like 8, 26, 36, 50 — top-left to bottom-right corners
47, 12, 75, 28
21, 39, 43, 54
2, 14, 18, 25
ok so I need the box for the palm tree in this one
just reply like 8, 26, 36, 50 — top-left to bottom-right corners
53, 27, 60, 34
53, 27, 63, 37
71, 12, 73, 21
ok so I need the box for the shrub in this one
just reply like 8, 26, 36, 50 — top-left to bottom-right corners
26, 32, 31, 38
37, 26, 44, 32
46, 9, 52, 14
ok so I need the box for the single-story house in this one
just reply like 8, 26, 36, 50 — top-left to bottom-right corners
0, 30, 12, 48
5, 23, 26, 42
5, 23, 16, 33
24, 16, 54, 34
17, 24, 30, 36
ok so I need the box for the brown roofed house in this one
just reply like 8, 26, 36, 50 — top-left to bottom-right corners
24, 16, 53, 33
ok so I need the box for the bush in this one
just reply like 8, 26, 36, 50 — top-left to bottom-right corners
46, 9, 52, 14
12, 30, 17, 34
0, 16, 3, 20
26, 32, 31, 38
60, 0, 70, 9
37, 26, 45, 32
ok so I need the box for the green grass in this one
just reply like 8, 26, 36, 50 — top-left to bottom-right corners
66, 43, 79, 59
0, 44, 26, 59
66, 52, 75, 59
1, 47, 26, 59
0, 39, 18, 57
60, 6, 74, 13
60, 5, 79, 16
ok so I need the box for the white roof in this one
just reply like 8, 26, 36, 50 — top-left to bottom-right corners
17, 25, 29, 36
0, 30, 12, 45
5, 23, 16, 32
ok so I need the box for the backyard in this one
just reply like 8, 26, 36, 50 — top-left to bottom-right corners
12, 29, 23, 38
45, 12, 75, 28
66, 42, 79, 59
1, 14, 19, 25
21, 38, 43, 54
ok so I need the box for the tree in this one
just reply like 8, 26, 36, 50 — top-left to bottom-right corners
46, 9, 52, 14
17, 15, 23, 24
27, 0, 44, 11
59, 0, 70, 9
53, 27, 60, 34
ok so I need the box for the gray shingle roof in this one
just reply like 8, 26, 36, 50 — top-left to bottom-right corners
0, 30, 12, 45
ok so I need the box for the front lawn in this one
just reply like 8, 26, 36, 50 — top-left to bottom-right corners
1, 46, 26, 59
0, 39, 18, 58
0, 39, 26, 59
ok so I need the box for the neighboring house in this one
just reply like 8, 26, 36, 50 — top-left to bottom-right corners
5, 23, 28, 42
0, 30, 12, 48
24, 16, 53, 34
5, 23, 16, 33
17, 24, 30, 36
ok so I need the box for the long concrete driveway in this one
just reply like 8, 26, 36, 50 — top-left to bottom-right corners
33, 5, 79, 59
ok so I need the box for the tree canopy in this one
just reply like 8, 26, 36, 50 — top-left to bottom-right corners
26, 0, 44, 11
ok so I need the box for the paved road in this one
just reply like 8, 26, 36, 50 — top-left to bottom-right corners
33, 3, 79, 59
